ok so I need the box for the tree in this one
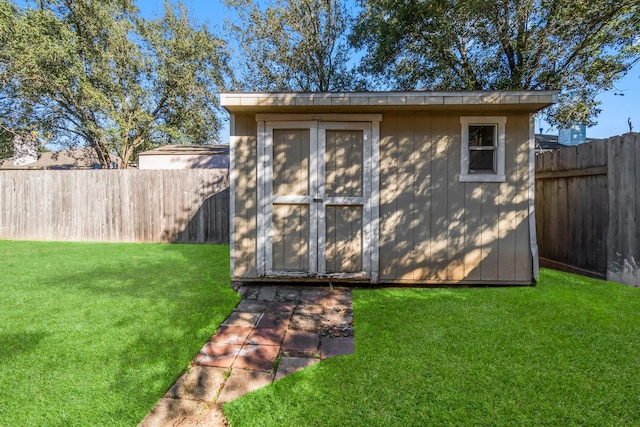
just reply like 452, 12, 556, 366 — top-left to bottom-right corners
225, 0, 362, 91
0, 0, 230, 168
0, 127, 11, 159
351, 0, 640, 126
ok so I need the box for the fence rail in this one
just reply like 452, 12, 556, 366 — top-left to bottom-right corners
535, 133, 639, 287
0, 169, 229, 244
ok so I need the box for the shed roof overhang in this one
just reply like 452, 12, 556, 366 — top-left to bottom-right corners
220, 91, 558, 114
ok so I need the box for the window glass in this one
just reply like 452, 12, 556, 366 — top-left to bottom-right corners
459, 116, 506, 183
469, 151, 495, 173
469, 125, 495, 147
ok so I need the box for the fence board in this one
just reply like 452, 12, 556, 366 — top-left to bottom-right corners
0, 169, 229, 244
536, 134, 639, 287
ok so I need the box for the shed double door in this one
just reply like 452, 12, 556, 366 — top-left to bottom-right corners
260, 120, 375, 279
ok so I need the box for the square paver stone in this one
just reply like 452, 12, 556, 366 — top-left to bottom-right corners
282, 330, 319, 354
139, 398, 218, 427
246, 328, 286, 346
255, 312, 291, 329
274, 356, 320, 381
319, 291, 352, 307
321, 311, 353, 327
165, 366, 227, 401
221, 312, 262, 327
257, 287, 278, 301
236, 300, 269, 313
217, 369, 274, 404
294, 303, 324, 315
233, 344, 280, 371
237, 286, 261, 300
275, 289, 301, 302
211, 326, 253, 344
266, 301, 296, 313
320, 337, 355, 359
290, 313, 322, 331
195, 343, 242, 368
300, 288, 332, 303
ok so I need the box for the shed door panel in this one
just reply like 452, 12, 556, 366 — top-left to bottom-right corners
322, 129, 365, 273
271, 128, 312, 272
325, 205, 362, 273
273, 129, 310, 196
325, 130, 363, 198
272, 203, 309, 270
263, 121, 374, 279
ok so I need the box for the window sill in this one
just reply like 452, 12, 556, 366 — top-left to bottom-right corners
459, 174, 506, 183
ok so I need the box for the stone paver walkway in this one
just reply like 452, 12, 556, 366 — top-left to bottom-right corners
139, 285, 354, 426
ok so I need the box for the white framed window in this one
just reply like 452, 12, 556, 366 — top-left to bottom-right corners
460, 116, 506, 182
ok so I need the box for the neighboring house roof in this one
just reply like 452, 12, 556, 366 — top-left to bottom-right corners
137, 144, 229, 169
534, 134, 602, 152
138, 144, 229, 156
535, 134, 567, 152
0, 147, 102, 170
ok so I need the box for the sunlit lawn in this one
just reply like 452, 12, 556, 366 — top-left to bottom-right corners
0, 241, 239, 426
224, 269, 640, 426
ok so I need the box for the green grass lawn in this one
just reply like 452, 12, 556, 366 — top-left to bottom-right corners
0, 240, 239, 426
224, 269, 640, 426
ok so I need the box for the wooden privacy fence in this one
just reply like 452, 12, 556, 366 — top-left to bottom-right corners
535, 133, 639, 287
0, 169, 229, 244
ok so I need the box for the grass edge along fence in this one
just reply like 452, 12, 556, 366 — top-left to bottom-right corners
535, 132, 639, 287
0, 169, 229, 244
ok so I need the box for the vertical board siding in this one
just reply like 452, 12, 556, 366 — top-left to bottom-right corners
513, 115, 533, 281
378, 113, 399, 280
536, 133, 640, 287
232, 113, 258, 278
378, 111, 534, 284
0, 169, 229, 244
272, 204, 309, 270
325, 205, 363, 273
231, 110, 535, 284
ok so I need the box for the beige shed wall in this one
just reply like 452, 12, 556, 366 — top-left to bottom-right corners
231, 113, 258, 278
230, 110, 534, 284
378, 111, 532, 284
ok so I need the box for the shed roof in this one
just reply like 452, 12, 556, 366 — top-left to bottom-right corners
221, 91, 558, 114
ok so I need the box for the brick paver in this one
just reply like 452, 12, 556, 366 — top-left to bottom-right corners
217, 369, 275, 404
320, 337, 355, 359
141, 285, 354, 426
233, 344, 280, 371
194, 342, 242, 368
275, 356, 320, 381
282, 330, 320, 354
165, 366, 226, 401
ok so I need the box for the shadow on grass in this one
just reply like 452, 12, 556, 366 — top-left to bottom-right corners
6, 242, 239, 424
224, 275, 640, 426
0, 332, 48, 361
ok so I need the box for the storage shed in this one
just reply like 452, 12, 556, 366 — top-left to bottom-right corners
221, 91, 557, 285
137, 145, 229, 169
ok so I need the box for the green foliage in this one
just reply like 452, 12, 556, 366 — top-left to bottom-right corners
225, 269, 640, 426
225, 0, 363, 91
0, 241, 239, 425
351, 0, 640, 126
0, 127, 11, 159
0, 0, 230, 168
